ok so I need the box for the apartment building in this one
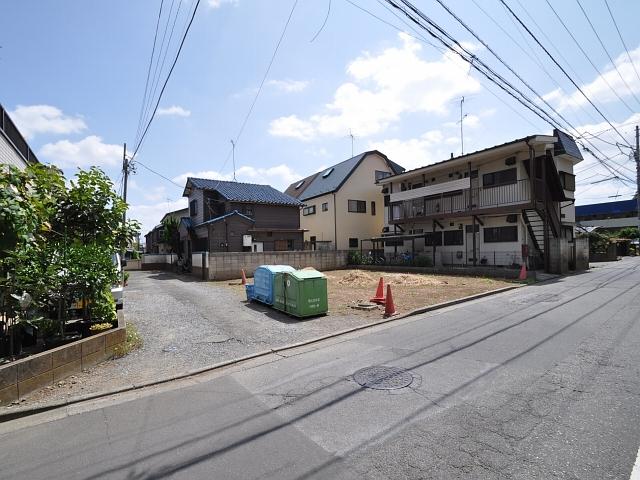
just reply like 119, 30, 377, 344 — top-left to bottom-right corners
375, 130, 583, 273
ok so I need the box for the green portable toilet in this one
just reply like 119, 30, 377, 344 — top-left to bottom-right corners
273, 269, 328, 318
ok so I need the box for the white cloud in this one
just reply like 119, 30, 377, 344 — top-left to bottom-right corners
544, 45, 640, 112
207, 0, 237, 8
269, 115, 316, 141
157, 105, 191, 117
369, 130, 450, 171
267, 79, 309, 93
9, 105, 87, 139
129, 198, 188, 236
269, 33, 482, 141
173, 164, 302, 191
39, 135, 122, 168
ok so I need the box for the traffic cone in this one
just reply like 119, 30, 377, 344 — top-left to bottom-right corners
518, 263, 527, 281
241, 269, 247, 285
370, 277, 386, 304
383, 285, 397, 317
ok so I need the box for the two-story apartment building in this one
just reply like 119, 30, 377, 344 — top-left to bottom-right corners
180, 178, 304, 255
376, 130, 582, 273
284, 150, 404, 250
0, 103, 39, 170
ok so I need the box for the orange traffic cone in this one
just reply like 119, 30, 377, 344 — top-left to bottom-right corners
518, 263, 527, 281
383, 285, 397, 317
241, 269, 247, 285
370, 277, 386, 304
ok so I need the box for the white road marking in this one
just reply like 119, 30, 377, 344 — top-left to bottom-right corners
631, 446, 640, 479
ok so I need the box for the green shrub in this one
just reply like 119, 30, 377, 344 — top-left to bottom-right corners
347, 250, 364, 265
90, 287, 117, 323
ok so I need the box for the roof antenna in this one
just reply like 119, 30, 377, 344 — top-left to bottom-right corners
348, 129, 355, 157
458, 96, 467, 155
230, 139, 236, 181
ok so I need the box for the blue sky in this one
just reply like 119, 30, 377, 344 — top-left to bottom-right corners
2, 0, 639, 234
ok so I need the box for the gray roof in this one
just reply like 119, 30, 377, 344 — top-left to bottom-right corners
184, 178, 302, 206
286, 150, 404, 202
553, 129, 583, 160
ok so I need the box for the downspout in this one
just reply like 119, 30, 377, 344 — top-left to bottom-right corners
333, 192, 337, 250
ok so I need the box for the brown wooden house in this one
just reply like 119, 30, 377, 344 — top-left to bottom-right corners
180, 178, 304, 255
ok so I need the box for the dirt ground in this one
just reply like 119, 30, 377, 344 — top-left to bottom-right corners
217, 269, 514, 318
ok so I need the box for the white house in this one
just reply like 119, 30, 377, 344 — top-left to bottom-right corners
375, 130, 583, 273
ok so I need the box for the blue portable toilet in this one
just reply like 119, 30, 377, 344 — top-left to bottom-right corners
252, 265, 295, 305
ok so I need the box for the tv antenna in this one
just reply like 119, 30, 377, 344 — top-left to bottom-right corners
230, 139, 236, 181
458, 96, 468, 155
347, 129, 355, 157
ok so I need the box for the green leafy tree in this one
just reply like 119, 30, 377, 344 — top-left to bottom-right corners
161, 216, 181, 253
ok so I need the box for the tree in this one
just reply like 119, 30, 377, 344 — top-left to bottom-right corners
161, 216, 181, 254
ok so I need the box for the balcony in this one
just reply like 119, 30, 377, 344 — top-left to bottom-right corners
390, 179, 531, 222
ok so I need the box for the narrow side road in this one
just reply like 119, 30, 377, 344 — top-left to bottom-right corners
1, 259, 639, 479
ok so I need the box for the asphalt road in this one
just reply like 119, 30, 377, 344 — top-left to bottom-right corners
1, 259, 640, 479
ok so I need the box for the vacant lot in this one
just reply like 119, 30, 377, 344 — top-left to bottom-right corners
220, 268, 514, 318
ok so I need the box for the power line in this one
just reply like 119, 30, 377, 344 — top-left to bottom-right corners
141, 0, 184, 138
542, 0, 636, 116
207, 0, 299, 188
384, 0, 633, 188
131, 0, 201, 161
574, 0, 640, 108
604, 0, 640, 87
135, 160, 183, 188
310, 0, 331, 42
497, 0, 633, 149
134, 0, 165, 148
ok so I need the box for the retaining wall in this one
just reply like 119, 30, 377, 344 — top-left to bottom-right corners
0, 312, 126, 406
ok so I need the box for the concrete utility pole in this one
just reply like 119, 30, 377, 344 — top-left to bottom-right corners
122, 143, 129, 283
636, 125, 639, 233
230, 139, 236, 181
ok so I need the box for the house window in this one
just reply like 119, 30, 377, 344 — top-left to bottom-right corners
443, 230, 464, 246
287, 239, 295, 250
189, 199, 198, 216
371, 201, 376, 216
384, 239, 404, 247
348, 200, 366, 213
484, 226, 518, 243
559, 172, 576, 191
242, 205, 254, 216
482, 168, 517, 188
349, 238, 359, 248
303, 205, 316, 216
424, 232, 442, 246
322, 202, 328, 212
375, 170, 391, 181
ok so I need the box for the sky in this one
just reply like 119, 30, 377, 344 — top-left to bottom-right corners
1, 0, 639, 235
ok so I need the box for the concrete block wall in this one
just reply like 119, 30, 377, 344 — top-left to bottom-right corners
0, 313, 126, 406
208, 250, 349, 280
575, 237, 589, 270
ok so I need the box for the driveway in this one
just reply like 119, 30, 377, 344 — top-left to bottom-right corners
2, 258, 640, 479
7, 269, 405, 408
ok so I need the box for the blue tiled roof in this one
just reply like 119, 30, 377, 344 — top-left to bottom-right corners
287, 150, 404, 202
186, 178, 302, 206
576, 199, 637, 217
554, 129, 583, 160
195, 210, 255, 228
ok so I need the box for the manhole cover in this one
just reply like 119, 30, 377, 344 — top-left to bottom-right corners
353, 366, 413, 390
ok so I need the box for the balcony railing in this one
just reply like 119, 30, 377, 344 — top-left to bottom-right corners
391, 179, 531, 222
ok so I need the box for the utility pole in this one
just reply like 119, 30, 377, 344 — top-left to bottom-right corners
122, 143, 129, 283
635, 125, 639, 234
230, 139, 236, 181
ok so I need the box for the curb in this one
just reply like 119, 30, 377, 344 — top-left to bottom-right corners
0, 283, 522, 423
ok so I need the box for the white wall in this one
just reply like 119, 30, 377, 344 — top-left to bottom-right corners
0, 134, 29, 169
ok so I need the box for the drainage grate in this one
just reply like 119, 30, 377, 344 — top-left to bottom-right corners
353, 366, 414, 390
